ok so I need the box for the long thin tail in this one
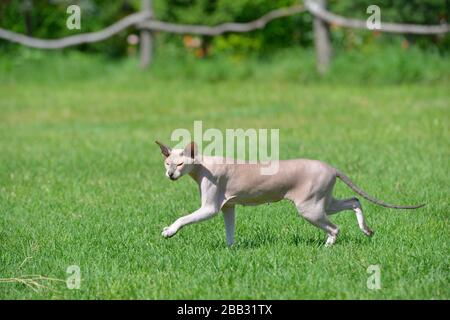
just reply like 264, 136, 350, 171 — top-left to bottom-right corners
336, 170, 425, 209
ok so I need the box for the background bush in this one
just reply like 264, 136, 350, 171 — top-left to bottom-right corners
0, 0, 448, 57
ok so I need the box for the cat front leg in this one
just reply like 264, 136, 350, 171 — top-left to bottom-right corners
222, 205, 235, 246
162, 205, 219, 238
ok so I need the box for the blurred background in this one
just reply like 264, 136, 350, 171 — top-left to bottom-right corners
0, 0, 449, 83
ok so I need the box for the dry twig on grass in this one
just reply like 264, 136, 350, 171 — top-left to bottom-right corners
0, 275, 65, 292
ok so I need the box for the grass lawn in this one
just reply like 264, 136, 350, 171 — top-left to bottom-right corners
0, 51, 449, 299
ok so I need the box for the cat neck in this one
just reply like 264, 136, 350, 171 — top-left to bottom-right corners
188, 163, 202, 184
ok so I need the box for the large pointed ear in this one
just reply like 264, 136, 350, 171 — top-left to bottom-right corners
183, 141, 198, 159
155, 141, 171, 158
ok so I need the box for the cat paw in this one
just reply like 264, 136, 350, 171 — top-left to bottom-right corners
162, 226, 177, 238
363, 228, 374, 237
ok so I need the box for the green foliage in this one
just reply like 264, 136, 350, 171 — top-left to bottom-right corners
329, 0, 448, 24
1, 1, 448, 57
1, 42, 449, 85
0, 0, 140, 56
328, 0, 450, 52
155, 0, 309, 54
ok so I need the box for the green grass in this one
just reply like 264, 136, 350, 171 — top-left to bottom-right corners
0, 48, 449, 299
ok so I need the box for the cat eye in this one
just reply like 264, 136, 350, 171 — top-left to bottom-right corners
177, 162, 184, 166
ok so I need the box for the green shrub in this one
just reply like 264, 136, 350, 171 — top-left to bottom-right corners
1, 42, 448, 86
1, 1, 448, 57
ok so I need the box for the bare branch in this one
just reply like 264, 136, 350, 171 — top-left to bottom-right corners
305, 0, 450, 35
0, 5, 305, 49
0, 2, 448, 50
0, 11, 151, 49
138, 5, 306, 35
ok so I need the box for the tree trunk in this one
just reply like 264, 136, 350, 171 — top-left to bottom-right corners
22, 0, 33, 36
140, 0, 154, 68
313, 0, 332, 74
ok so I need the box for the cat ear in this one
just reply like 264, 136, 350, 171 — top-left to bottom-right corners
155, 141, 171, 158
183, 141, 198, 159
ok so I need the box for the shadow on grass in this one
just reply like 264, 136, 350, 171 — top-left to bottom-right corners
209, 230, 372, 249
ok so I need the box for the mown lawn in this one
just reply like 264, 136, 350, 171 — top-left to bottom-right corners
0, 52, 448, 299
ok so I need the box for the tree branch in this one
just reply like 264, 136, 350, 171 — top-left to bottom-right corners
138, 5, 306, 35
305, 0, 450, 35
0, 2, 448, 50
0, 11, 151, 49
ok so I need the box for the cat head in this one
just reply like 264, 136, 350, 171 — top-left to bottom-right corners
155, 141, 198, 181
